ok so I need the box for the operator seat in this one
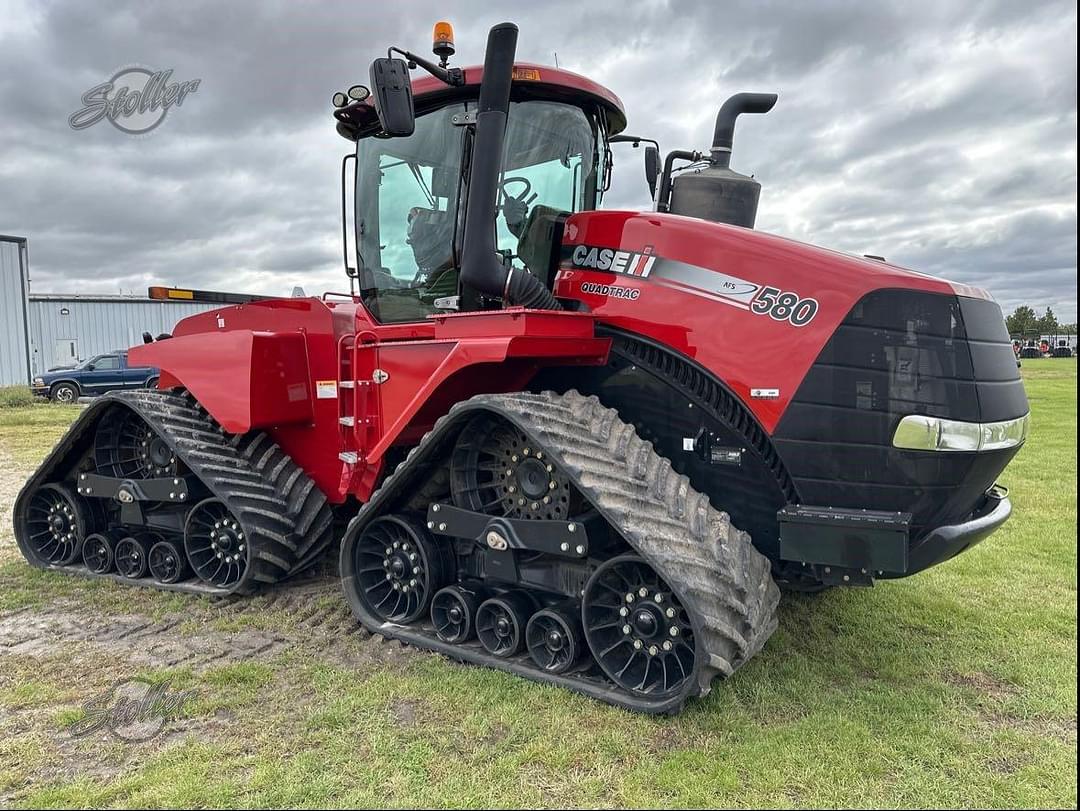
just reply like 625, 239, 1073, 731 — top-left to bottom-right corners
515, 204, 569, 290
407, 207, 455, 275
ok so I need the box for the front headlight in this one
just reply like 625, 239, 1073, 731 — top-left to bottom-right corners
32, 377, 44, 386
893, 413, 1030, 452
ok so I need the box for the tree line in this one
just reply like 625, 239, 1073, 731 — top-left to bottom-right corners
1005, 306, 1076, 337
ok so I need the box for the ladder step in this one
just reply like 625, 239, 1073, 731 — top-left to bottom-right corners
338, 451, 358, 464
339, 380, 355, 389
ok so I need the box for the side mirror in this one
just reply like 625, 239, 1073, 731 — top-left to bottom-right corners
86, 364, 96, 371
644, 145, 660, 198
369, 57, 415, 136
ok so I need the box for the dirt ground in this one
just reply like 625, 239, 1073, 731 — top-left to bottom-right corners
0, 441, 403, 669
0, 440, 426, 805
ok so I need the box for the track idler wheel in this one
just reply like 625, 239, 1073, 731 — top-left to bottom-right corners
526, 605, 583, 674
94, 409, 178, 479
476, 592, 533, 658
82, 531, 119, 574
148, 539, 191, 584
582, 555, 697, 697
115, 533, 157, 578
450, 415, 584, 521
184, 498, 248, 589
431, 585, 480, 643
353, 516, 451, 623
19, 482, 90, 565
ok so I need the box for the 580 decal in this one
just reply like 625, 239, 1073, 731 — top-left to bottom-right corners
564, 243, 821, 327
750, 286, 819, 327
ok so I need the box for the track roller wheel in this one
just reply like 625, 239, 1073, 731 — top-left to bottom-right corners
353, 516, 451, 623
82, 532, 118, 574
19, 482, 89, 565
526, 606, 583, 674
476, 592, 532, 658
148, 539, 191, 584
115, 533, 156, 578
184, 498, 248, 589
582, 555, 697, 697
431, 585, 480, 643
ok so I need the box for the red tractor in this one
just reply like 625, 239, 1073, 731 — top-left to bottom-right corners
14, 22, 1029, 713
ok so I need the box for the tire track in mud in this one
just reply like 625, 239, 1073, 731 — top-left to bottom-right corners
0, 576, 409, 672
1, 436, 411, 674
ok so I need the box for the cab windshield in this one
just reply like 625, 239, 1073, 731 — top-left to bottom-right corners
355, 99, 602, 323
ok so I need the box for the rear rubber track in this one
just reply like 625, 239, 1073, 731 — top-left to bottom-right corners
14, 389, 334, 596
341, 390, 779, 713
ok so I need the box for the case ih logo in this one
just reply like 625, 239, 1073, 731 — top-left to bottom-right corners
570, 244, 657, 277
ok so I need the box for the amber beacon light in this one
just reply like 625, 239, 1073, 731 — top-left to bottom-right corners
432, 21, 455, 67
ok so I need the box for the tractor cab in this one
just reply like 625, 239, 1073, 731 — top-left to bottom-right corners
333, 25, 626, 323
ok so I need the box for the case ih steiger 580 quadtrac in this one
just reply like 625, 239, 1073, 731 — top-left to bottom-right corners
15, 22, 1030, 713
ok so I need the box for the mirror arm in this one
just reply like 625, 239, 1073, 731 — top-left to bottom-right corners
609, 134, 659, 150
389, 46, 465, 87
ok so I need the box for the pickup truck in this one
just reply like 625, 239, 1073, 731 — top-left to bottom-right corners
31, 352, 159, 403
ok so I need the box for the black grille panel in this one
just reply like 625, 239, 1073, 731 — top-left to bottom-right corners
774, 289, 1027, 537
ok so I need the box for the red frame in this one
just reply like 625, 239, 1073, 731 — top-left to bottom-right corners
132, 207, 993, 507
131, 299, 609, 503
131, 207, 993, 505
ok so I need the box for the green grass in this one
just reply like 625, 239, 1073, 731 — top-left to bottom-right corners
0, 386, 36, 410
0, 359, 1075, 808
0, 400, 82, 467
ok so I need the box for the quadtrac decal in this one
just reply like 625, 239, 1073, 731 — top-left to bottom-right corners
563, 244, 819, 327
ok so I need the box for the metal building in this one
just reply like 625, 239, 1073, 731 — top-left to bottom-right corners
27, 294, 219, 375
0, 235, 33, 386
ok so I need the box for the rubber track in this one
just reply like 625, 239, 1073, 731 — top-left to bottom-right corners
13, 390, 334, 596
341, 390, 780, 713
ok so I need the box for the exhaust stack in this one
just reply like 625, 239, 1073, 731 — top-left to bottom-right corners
459, 22, 560, 310
668, 92, 777, 228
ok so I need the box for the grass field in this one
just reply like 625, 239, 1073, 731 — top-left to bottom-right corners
0, 360, 1075, 808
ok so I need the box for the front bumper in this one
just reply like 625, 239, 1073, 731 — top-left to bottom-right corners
778, 484, 1012, 581
902, 484, 1011, 575
30, 385, 49, 398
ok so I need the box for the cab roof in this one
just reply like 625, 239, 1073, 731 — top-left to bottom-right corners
334, 62, 627, 140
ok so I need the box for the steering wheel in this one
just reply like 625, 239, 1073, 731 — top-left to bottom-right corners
500, 176, 536, 207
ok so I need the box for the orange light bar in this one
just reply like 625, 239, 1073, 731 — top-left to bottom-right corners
512, 67, 541, 81
147, 286, 277, 304
149, 286, 193, 300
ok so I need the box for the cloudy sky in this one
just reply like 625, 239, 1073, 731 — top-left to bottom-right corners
1, 0, 1076, 320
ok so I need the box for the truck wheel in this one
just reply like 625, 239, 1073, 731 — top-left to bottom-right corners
145, 376, 159, 389
50, 382, 78, 404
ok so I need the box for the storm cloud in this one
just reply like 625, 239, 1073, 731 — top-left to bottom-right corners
0, 0, 1075, 319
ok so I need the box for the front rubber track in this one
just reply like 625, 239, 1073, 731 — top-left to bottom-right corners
13, 389, 334, 596
340, 390, 780, 714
